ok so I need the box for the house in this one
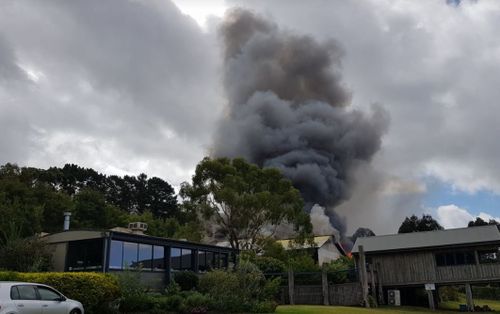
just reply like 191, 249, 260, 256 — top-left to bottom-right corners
277, 235, 347, 265
351, 225, 500, 309
42, 222, 238, 290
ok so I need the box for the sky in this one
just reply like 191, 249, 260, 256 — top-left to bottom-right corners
1, 0, 500, 234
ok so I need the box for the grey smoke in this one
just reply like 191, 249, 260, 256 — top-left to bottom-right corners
213, 9, 388, 235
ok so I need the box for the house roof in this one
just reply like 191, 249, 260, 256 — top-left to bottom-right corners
277, 236, 332, 249
351, 225, 500, 254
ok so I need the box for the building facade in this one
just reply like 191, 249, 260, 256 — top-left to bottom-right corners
42, 228, 237, 290
352, 225, 500, 308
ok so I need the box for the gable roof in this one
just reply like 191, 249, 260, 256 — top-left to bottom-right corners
276, 235, 332, 249
351, 225, 500, 254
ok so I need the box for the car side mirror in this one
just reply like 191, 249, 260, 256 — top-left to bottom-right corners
55, 296, 66, 302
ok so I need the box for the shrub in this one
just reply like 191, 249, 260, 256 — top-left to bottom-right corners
0, 237, 52, 272
155, 294, 185, 312
439, 286, 460, 302
174, 271, 199, 291
251, 300, 278, 313
254, 256, 286, 274
184, 292, 213, 313
0, 271, 120, 314
119, 293, 155, 313
199, 261, 278, 313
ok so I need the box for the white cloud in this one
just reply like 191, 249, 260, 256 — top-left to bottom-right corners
437, 204, 474, 229
437, 204, 500, 229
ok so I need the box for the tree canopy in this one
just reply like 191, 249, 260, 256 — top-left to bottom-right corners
468, 217, 499, 227
180, 157, 312, 250
398, 214, 444, 233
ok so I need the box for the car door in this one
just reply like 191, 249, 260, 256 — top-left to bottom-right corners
36, 286, 68, 314
10, 285, 42, 314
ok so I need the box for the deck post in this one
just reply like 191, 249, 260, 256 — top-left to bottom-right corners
465, 283, 474, 311
376, 263, 384, 305
369, 264, 377, 305
358, 245, 369, 308
288, 268, 295, 305
427, 289, 435, 311
322, 266, 329, 305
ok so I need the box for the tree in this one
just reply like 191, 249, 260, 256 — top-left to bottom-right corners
180, 157, 312, 250
351, 227, 375, 243
468, 217, 499, 227
398, 214, 444, 233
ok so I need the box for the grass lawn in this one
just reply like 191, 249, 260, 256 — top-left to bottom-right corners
440, 298, 500, 311
276, 305, 451, 314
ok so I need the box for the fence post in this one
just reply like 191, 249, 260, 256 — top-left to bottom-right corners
288, 268, 295, 305
369, 264, 377, 306
322, 267, 329, 305
358, 245, 369, 308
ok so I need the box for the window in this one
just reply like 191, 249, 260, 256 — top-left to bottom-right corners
16, 285, 37, 300
37, 286, 61, 301
206, 252, 214, 270
220, 253, 228, 269
171, 248, 181, 270
198, 251, 207, 272
10, 286, 20, 300
110, 240, 124, 269
181, 249, 192, 270
153, 246, 165, 271
435, 251, 476, 266
123, 242, 138, 268
67, 239, 104, 271
479, 249, 499, 264
171, 247, 194, 271
138, 244, 153, 270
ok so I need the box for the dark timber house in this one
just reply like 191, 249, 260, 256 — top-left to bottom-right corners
41, 223, 238, 290
352, 225, 500, 309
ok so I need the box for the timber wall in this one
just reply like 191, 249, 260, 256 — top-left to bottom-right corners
373, 250, 500, 286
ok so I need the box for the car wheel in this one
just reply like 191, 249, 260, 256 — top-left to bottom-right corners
69, 309, 81, 314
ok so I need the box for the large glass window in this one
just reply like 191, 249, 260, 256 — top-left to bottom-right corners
153, 246, 165, 270
138, 244, 153, 270
198, 251, 207, 272
206, 252, 214, 270
110, 240, 123, 269
171, 247, 194, 271
171, 248, 181, 270
67, 239, 104, 271
181, 249, 192, 270
123, 242, 138, 268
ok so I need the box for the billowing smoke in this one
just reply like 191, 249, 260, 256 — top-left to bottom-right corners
213, 9, 388, 235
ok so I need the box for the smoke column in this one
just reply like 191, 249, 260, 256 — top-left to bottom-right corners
213, 9, 388, 235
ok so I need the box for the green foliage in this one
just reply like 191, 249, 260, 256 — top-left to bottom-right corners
398, 214, 444, 233
0, 271, 120, 314
198, 260, 278, 312
469, 217, 499, 227
180, 157, 312, 250
260, 238, 288, 262
439, 286, 460, 302
324, 256, 355, 284
472, 286, 500, 300
289, 253, 320, 272
0, 235, 51, 272
174, 271, 199, 291
254, 256, 286, 273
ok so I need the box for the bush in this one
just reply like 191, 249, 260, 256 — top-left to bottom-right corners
0, 271, 120, 314
155, 294, 185, 312
184, 292, 213, 313
251, 300, 278, 313
472, 286, 500, 300
439, 286, 460, 302
174, 271, 199, 291
254, 256, 286, 274
119, 293, 155, 313
199, 261, 278, 313
0, 237, 52, 272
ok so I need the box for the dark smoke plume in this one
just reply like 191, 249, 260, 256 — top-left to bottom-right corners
213, 9, 388, 235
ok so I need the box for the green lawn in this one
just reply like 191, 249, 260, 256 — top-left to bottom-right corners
440, 298, 500, 311
276, 305, 451, 314
276, 299, 500, 314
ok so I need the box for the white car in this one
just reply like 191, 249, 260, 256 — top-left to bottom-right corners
0, 282, 84, 314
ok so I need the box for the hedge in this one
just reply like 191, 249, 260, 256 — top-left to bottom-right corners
0, 271, 120, 314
